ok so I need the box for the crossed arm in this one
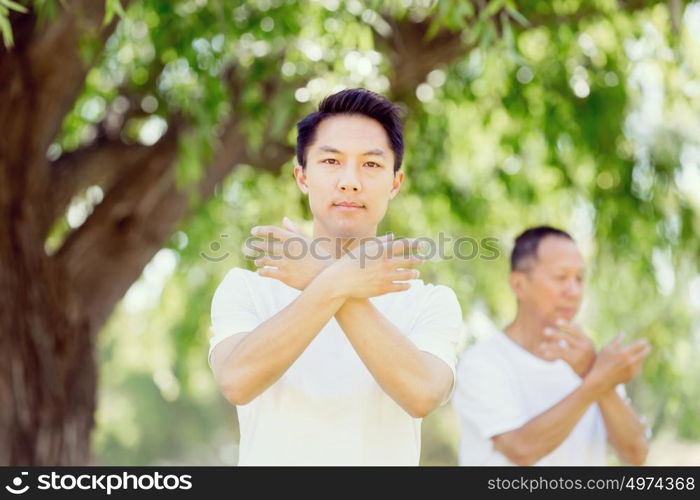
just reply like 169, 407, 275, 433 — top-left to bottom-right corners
335, 298, 453, 417
211, 227, 454, 416
210, 267, 346, 405
491, 332, 650, 465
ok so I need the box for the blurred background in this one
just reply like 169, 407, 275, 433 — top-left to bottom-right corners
1, 0, 699, 465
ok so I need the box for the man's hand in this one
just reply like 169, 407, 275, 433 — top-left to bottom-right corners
325, 237, 424, 300
247, 218, 333, 290
584, 334, 651, 395
248, 217, 401, 293
539, 319, 596, 377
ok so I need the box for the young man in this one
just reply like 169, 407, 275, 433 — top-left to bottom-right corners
208, 88, 462, 465
453, 226, 650, 466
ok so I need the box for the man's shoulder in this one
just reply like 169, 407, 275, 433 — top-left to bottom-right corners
401, 279, 459, 304
457, 334, 509, 373
215, 266, 274, 296
222, 265, 256, 281
217, 266, 254, 288
462, 335, 500, 355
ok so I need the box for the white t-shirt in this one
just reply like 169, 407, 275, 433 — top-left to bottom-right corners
453, 331, 625, 466
209, 267, 463, 466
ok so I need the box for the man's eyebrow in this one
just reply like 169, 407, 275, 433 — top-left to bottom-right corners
362, 149, 386, 156
316, 146, 386, 156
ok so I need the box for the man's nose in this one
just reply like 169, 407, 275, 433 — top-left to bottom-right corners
338, 165, 361, 192
564, 278, 582, 299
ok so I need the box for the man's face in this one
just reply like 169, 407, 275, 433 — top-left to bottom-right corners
294, 114, 404, 239
513, 236, 585, 325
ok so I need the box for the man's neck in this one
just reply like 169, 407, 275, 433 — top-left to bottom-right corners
312, 222, 378, 259
504, 310, 550, 355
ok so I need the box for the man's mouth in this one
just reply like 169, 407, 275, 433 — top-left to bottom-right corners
557, 307, 578, 316
333, 202, 365, 210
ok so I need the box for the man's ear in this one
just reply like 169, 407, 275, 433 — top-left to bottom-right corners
389, 170, 405, 199
294, 163, 309, 195
509, 271, 527, 301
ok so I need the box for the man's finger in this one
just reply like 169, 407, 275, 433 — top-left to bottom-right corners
282, 217, 300, 233
544, 328, 585, 349
624, 340, 651, 357
391, 269, 420, 282
283, 217, 308, 237
629, 348, 651, 367
546, 328, 592, 353
242, 242, 264, 258
387, 281, 412, 293
254, 256, 278, 268
539, 342, 564, 361
544, 327, 570, 342
388, 255, 425, 269
554, 319, 587, 340
627, 349, 650, 376
251, 225, 293, 242
257, 266, 284, 280
606, 332, 626, 350
248, 239, 284, 256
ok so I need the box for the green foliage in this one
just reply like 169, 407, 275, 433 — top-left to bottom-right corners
0, 0, 27, 47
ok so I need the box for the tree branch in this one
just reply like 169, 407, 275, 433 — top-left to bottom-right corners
53, 123, 182, 332
44, 137, 156, 237
381, 17, 466, 105
377, 0, 672, 106
53, 94, 294, 332
0, 0, 126, 227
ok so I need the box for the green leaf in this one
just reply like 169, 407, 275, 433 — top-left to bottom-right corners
506, 6, 530, 27
0, 0, 27, 14
482, 0, 505, 20
103, 0, 127, 26
0, 14, 13, 47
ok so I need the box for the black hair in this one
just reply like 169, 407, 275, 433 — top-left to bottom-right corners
511, 226, 574, 272
295, 88, 404, 172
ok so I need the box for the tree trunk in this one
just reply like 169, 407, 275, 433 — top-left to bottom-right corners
0, 2, 110, 465
0, 232, 96, 465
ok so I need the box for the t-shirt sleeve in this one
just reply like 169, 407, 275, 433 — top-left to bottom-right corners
208, 267, 262, 368
452, 351, 529, 439
407, 285, 463, 405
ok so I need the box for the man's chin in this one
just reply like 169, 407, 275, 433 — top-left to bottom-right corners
326, 222, 373, 240
333, 230, 368, 240
552, 310, 578, 323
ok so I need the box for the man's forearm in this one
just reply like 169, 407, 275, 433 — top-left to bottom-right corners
493, 380, 603, 465
334, 297, 450, 418
218, 269, 346, 404
598, 390, 649, 465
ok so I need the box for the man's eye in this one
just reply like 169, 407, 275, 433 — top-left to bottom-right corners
365, 162, 380, 168
322, 158, 339, 165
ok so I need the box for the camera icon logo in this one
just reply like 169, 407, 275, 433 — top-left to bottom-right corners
5, 472, 29, 495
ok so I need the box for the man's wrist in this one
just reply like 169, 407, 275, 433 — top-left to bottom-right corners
597, 387, 620, 404
313, 264, 348, 301
576, 354, 596, 378
580, 373, 609, 401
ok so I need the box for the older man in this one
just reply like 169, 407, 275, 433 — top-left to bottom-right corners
453, 226, 650, 465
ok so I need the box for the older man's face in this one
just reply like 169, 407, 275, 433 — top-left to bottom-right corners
516, 236, 585, 325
